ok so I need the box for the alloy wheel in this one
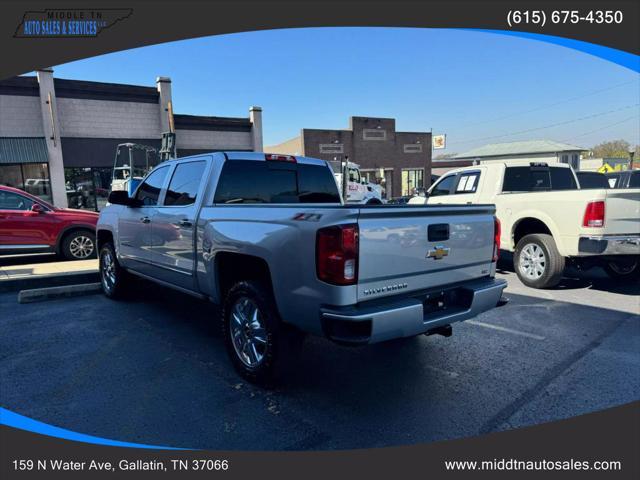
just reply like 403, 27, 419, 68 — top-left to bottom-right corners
69, 235, 95, 259
101, 249, 116, 293
519, 243, 546, 280
229, 296, 268, 367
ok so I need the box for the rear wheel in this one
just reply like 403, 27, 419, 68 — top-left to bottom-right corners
222, 280, 303, 385
62, 230, 96, 260
99, 242, 129, 299
514, 234, 565, 289
366, 198, 382, 205
603, 257, 640, 280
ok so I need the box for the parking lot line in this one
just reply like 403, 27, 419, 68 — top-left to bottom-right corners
466, 320, 546, 341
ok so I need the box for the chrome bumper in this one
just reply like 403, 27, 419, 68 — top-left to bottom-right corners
578, 235, 640, 256
321, 277, 507, 344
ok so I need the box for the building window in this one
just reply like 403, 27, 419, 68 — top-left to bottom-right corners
65, 167, 112, 212
401, 169, 424, 196
319, 143, 344, 154
0, 163, 52, 203
403, 144, 423, 153
363, 129, 387, 141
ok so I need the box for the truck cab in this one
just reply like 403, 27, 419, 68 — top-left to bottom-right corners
330, 161, 383, 204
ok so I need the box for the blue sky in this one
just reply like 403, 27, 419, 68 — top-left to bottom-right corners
52, 28, 639, 155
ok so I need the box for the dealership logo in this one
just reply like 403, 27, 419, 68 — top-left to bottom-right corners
14, 8, 132, 38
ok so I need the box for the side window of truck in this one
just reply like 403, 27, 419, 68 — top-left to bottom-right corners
163, 161, 207, 206
454, 172, 480, 194
135, 166, 170, 206
430, 175, 456, 196
549, 167, 577, 190
502, 166, 576, 192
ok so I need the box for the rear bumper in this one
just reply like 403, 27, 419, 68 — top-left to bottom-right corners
578, 235, 640, 256
320, 277, 507, 344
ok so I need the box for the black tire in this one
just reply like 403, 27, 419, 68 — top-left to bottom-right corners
99, 242, 129, 299
514, 234, 565, 289
222, 280, 303, 386
366, 198, 382, 205
61, 229, 97, 260
603, 257, 640, 280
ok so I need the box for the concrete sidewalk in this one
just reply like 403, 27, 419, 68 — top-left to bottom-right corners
0, 259, 99, 292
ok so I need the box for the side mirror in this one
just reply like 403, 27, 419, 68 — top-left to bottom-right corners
108, 190, 140, 207
30, 203, 44, 213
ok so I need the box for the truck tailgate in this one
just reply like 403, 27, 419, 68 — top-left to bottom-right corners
603, 189, 640, 235
356, 205, 496, 301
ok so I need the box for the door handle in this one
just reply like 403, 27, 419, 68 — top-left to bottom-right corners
140, 216, 151, 224
177, 219, 193, 228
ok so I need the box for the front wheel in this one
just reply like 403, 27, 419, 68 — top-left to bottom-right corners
222, 280, 303, 385
603, 257, 640, 280
99, 242, 129, 299
514, 234, 565, 289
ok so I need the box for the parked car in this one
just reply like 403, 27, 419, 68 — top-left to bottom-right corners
576, 171, 609, 189
606, 170, 640, 189
0, 185, 98, 260
97, 152, 506, 383
409, 162, 640, 287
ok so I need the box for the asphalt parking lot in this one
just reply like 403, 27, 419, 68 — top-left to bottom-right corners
1, 264, 638, 450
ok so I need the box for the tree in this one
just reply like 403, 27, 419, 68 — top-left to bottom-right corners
590, 140, 638, 159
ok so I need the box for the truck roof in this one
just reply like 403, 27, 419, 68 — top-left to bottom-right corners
225, 151, 330, 167
444, 161, 573, 176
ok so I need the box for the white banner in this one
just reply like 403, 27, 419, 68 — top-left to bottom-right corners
432, 134, 446, 150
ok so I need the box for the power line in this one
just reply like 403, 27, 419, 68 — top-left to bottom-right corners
452, 80, 637, 129
452, 103, 639, 146
562, 115, 639, 142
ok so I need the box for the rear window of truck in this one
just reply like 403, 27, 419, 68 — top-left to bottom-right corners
214, 160, 341, 204
502, 166, 577, 192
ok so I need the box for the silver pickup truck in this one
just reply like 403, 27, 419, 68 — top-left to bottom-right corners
97, 152, 506, 383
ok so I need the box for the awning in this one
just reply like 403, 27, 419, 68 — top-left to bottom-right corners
0, 137, 48, 164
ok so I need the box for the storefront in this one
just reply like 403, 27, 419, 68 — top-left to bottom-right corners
0, 137, 53, 203
401, 168, 424, 196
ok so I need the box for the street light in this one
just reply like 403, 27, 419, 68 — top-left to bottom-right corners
629, 147, 636, 170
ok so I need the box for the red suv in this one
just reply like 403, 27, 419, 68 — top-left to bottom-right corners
0, 185, 99, 260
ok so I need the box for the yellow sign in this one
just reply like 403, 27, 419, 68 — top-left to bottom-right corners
598, 163, 614, 173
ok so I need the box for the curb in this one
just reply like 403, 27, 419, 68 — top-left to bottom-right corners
0, 272, 100, 293
18, 283, 102, 304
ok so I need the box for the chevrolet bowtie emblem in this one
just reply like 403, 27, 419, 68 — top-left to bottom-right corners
427, 245, 450, 260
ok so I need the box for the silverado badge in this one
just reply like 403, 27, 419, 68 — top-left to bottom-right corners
427, 245, 450, 260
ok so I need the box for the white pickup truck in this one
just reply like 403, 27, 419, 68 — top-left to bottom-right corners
330, 161, 383, 204
409, 162, 640, 288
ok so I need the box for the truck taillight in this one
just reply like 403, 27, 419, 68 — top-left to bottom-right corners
583, 201, 605, 228
265, 154, 296, 163
316, 224, 359, 285
493, 217, 501, 262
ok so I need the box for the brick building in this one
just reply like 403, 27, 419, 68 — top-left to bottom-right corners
0, 69, 263, 210
267, 116, 432, 199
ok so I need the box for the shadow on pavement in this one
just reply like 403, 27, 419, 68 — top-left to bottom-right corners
498, 251, 639, 296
